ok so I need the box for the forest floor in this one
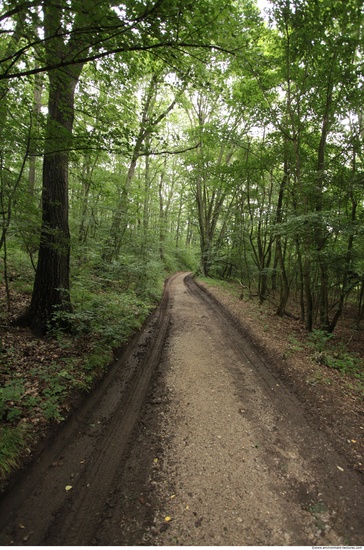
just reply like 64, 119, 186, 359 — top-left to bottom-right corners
0, 272, 363, 545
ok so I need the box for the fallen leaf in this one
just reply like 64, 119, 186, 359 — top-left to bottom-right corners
351, 439, 357, 443
65, 485, 73, 491
337, 466, 344, 472
170, 494, 176, 499
153, 458, 158, 463
165, 516, 172, 522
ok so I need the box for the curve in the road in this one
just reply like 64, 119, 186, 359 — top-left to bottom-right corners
0, 272, 363, 546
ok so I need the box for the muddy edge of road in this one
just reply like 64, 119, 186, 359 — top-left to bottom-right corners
192, 275, 364, 470
0, 272, 363, 545
0, 272, 180, 545
99, 272, 364, 546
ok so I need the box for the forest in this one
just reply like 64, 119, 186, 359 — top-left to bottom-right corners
0, 0, 363, 477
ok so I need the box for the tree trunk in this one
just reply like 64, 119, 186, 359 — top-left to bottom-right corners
329, 180, 357, 333
16, 0, 90, 333
28, 71, 44, 196
303, 256, 313, 331
276, 158, 290, 317
315, 77, 333, 331
357, 280, 364, 329
276, 238, 289, 317
20, 67, 83, 333
104, 73, 181, 262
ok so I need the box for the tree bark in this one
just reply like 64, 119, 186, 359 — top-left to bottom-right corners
20, 66, 83, 333
16, 0, 90, 333
315, 77, 333, 331
28, 70, 44, 196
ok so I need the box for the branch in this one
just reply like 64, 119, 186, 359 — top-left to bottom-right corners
0, 42, 235, 81
140, 142, 201, 156
0, 1, 38, 23
21, 141, 201, 157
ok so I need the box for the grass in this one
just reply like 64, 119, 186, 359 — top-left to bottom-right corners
305, 369, 332, 387
0, 425, 28, 478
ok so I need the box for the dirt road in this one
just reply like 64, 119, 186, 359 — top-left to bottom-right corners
0, 272, 363, 545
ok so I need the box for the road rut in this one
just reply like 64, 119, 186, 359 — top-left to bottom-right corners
0, 272, 363, 545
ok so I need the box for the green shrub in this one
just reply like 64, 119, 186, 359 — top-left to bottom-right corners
0, 381, 24, 422
308, 329, 333, 352
308, 330, 363, 381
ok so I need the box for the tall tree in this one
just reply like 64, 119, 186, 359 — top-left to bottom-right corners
18, 1, 93, 332
2, 0, 240, 333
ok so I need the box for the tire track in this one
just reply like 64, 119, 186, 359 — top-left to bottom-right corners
141, 276, 364, 546
0, 273, 179, 545
2, 272, 363, 545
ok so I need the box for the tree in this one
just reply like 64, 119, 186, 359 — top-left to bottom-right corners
2, 0, 362, 337
16, 2, 93, 332
103, 67, 187, 262
1, 0, 240, 333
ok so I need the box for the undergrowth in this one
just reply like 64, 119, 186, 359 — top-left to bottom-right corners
0, 247, 177, 481
0, 238, 200, 481
198, 277, 364, 391
308, 330, 363, 383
